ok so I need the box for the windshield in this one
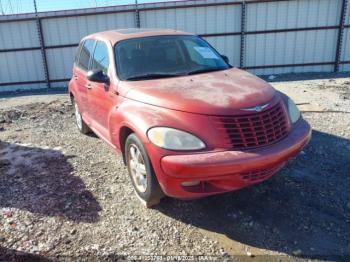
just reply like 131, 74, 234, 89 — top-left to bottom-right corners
115, 35, 230, 81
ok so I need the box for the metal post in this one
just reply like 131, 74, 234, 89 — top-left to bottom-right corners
334, 0, 348, 72
33, 0, 50, 88
135, 0, 141, 28
240, 1, 246, 69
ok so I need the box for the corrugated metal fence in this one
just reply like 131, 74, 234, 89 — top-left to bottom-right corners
0, 0, 349, 92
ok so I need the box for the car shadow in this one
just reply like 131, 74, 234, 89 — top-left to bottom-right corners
86, 132, 98, 138
0, 246, 51, 262
156, 130, 350, 259
0, 141, 101, 223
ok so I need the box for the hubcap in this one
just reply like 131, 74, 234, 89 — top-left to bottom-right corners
128, 144, 147, 193
74, 102, 83, 130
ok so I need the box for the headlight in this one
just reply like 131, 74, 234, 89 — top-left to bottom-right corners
288, 98, 301, 123
147, 127, 206, 150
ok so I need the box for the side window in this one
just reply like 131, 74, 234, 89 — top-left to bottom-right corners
74, 42, 83, 64
78, 39, 95, 71
91, 41, 109, 74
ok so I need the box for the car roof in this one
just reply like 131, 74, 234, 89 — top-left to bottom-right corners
83, 28, 194, 45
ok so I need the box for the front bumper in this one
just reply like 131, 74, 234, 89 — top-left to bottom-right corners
157, 118, 311, 198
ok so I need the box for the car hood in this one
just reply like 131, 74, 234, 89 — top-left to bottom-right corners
119, 68, 276, 115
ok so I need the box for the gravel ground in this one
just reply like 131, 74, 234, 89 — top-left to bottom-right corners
0, 74, 349, 261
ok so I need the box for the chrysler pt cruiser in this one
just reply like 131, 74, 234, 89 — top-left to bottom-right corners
69, 29, 311, 207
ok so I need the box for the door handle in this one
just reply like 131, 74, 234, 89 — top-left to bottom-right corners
85, 83, 92, 89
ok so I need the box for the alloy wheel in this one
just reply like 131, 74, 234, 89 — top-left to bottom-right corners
128, 144, 148, 193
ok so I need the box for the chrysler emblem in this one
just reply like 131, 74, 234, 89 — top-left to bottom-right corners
241, 103, 269, 112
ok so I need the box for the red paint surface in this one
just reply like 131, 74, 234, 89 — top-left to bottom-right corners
69, 30, 311, 199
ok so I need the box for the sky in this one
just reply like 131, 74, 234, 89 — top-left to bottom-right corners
0, 0, 180, 15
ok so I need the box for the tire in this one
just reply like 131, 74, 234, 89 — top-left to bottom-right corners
73, 99, 90, 134
125, 133, 163, 207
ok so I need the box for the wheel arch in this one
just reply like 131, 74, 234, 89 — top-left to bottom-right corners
119, 125, 134, 165
69, 92, 74, 104
110, 101, 159, 163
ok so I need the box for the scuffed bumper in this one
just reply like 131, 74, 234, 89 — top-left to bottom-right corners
158, 118, 311, 198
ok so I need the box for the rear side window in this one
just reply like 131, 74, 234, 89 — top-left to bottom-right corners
74, 44, 82, 64
91, 41, 109, 74
78, 39, 95, 71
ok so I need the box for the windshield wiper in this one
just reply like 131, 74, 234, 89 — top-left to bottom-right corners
187, 68, 225, 75
125, 73, 183, 81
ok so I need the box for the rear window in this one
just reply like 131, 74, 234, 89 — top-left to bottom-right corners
77, 39, 95, 71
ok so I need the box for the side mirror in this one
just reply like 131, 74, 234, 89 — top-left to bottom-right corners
87, 70, 110, 84
221, 55, 229, 64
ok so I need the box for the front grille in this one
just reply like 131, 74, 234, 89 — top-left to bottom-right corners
212, 103, 289, 149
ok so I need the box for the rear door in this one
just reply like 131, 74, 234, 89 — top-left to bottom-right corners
86, 40, 114, 137
74, 39, 96, 119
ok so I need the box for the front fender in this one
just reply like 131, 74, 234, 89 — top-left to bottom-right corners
109, 99, 173, 150
108, 98, 219, 153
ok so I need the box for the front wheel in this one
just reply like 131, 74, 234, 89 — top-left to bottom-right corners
125, 133, 163, 207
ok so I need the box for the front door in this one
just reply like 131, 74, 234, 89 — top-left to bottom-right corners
86, 40, 116, 139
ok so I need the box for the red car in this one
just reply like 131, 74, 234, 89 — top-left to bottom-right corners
69, 29, 311, 207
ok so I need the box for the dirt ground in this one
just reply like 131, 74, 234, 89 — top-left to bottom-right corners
0, 74, 349, 261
